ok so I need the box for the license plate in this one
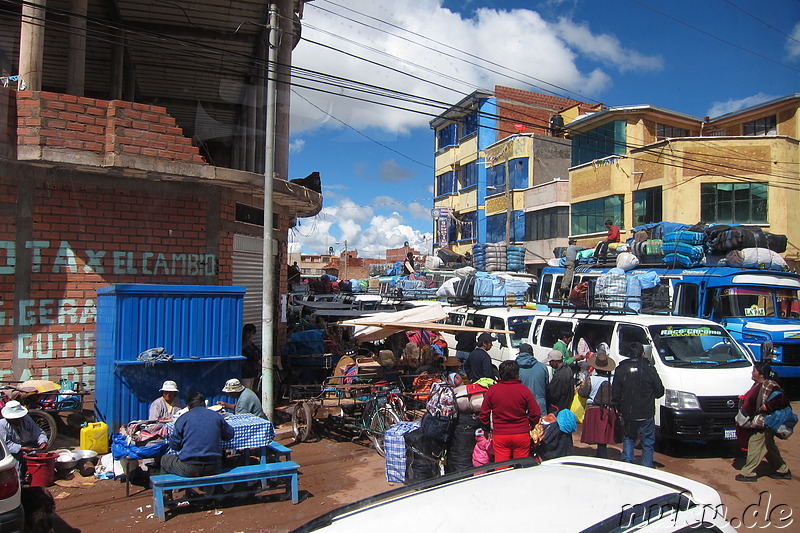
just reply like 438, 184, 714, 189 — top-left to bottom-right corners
724, 428, 736, 440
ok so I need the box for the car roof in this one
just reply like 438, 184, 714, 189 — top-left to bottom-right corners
296, 457, 727, 533
529, 310, 724, 328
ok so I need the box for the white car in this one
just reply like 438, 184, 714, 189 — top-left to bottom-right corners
293, 456, 736, 533
0, 439, 23, 532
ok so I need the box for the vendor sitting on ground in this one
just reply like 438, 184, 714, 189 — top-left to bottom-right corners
162, 391, 234, 478
0, 400, 48, 475
217, 378, 268, 420
149, 380, 182, 420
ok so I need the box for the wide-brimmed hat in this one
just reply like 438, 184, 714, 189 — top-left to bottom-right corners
477, 332, 495, 344
1, 400, 28, 419
160, 380, 179, 392
222, 378, 245, 393
588, 351, 616, 372
546, 349, 563, 362
443, 356, 461, 367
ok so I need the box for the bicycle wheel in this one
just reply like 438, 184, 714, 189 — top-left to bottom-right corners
291, 401, 313, 443
368, 407, 401, 457
28, 410, 57, 449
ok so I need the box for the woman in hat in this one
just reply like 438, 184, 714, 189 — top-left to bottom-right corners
0, 400, 48, 474
149, 380, 182, 420
580, 344, 618, 458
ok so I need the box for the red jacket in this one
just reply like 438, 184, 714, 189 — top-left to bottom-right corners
479, 379, 541, 435
606, 224, 621, 242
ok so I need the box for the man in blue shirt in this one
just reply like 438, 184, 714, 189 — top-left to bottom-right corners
162, 391, 234, 477
465, 333, 496, 382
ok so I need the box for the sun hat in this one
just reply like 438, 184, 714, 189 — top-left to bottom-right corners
587, 351, 616, 372
160, 380, 179, 392
477, 332, 495, 344
222, 378, 245, 393
546, 349, 563, 362
1, 400, 28, 419
443, 356, 461, 367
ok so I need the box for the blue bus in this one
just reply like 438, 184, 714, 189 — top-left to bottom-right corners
537, 265, 800, 377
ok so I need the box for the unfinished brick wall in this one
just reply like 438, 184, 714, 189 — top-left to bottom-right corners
494, 86, 584, 141
16, 91, 205, 163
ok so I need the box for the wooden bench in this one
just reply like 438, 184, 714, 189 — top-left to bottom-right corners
151, 461, 300, 521
265, 441, 292, 462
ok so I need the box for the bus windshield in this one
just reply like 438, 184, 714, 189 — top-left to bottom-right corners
648, 324, 751, 368
716, 287, 800, 319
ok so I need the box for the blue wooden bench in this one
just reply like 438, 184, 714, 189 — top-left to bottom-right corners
151, 461, 299, 521
265, 441, 292, 462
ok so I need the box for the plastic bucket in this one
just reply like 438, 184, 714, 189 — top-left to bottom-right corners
26, 452, 57, 487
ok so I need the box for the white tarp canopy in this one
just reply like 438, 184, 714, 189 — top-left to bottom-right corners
342, 303, 449, 342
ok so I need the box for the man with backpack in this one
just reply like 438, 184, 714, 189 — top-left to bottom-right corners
612, 341, 664, 468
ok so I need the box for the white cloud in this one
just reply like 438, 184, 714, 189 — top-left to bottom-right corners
707, 93, 779, 118
290, 1, 658, 135
289, 138, 305, 154
408, 201, 432, 221
290, 196, 433, 258
553, 18, 663, 73
787, 22, 800, 59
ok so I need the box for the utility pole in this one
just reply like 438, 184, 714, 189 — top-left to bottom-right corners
343, 240, 348, 281
261, 4, 279, 419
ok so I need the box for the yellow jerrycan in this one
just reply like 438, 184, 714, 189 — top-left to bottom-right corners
80, 422, 109, 454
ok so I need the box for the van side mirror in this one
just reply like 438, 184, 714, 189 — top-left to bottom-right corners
761, 341, 774, 361
642, 345, 653, 359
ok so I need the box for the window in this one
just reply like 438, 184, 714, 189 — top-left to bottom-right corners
617, 325, 650, 358
540, 320, 574, 348
487, 163, 506, 194
508, 157, 529, 189
486, 212, 507, 243
525, 206, 569, 240
436, 171, 456, 197
571, 195, 624, 235
656, 123, 689, 139
461, 111, 478, 138
700, 183, 767, 224
458, 211, 477, 240
436, 123, 458, 150
743, 115, 777, 136
460, 161, 477, 189
571, 120, 627, 167
633, 187, 662, 225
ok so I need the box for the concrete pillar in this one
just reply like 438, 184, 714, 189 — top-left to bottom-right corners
18, 0, 46, 91
110, 29, 124, 100
274, 0, 293, 182
67, 0, 88, 95
246, 83, 257, 172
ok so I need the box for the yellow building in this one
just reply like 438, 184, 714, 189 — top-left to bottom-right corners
566, 95, 800, 268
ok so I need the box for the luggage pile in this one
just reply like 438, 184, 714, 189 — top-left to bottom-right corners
556, 221, 789, 272
472, 242, 526, 273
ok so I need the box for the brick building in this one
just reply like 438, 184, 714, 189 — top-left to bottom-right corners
0, 0, 321, 388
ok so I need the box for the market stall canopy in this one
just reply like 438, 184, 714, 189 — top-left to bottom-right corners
341, 303, 511, 342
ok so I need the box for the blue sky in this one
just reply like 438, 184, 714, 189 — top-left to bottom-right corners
287, 0, 800, 259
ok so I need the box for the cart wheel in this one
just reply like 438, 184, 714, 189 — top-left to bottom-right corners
29, 410, 57, 449
292, 401, 313, 443
368, 407, 401, 457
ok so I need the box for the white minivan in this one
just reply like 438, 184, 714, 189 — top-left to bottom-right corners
440, 305, 539, 364
527, 311, 754, 443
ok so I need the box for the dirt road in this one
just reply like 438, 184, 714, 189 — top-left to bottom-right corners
48, 409, 799, 532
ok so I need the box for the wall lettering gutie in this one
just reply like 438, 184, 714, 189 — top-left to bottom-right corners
0, 240, 217, 276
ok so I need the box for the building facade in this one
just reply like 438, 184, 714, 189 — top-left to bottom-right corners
565, 95, 800, 268
430, 86, 596, 271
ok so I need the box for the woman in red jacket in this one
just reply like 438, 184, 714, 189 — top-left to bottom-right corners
479, 360, 541, 461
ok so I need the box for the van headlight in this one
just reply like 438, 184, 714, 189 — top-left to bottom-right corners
664, 389, 701, 410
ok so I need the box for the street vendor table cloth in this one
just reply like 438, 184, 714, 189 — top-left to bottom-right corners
166, 413, 275, 453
